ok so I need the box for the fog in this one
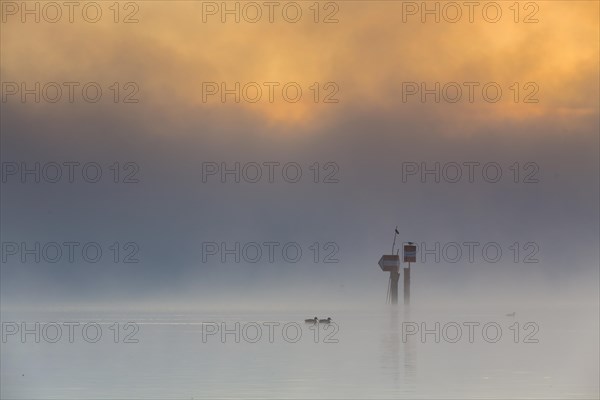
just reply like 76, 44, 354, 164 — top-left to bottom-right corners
1, 1, 599, 398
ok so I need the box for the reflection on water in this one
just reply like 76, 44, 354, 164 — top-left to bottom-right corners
402, 307, 418, 395
1, 305, 598, 399
378, 306, 417, 397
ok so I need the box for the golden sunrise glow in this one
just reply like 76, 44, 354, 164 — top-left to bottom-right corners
1, 1, 598, 128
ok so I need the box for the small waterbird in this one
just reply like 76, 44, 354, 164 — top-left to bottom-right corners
506, 312, 516, 317
304, 317, 318, 323
319, 317, 332, 323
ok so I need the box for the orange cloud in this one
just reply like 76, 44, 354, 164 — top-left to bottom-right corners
1, 1, 597, 129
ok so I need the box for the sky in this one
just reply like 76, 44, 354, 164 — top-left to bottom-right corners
0, 0, 598, 310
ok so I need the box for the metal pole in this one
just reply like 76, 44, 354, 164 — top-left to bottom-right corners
404, 263, 411, 306
390, 267, 400, 305
386, 275, 391, 304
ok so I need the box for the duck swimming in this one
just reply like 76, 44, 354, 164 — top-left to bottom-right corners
319, 317, 332, 323
304, 317, 318, 323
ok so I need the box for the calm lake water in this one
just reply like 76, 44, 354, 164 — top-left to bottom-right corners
1, 305, 598, 399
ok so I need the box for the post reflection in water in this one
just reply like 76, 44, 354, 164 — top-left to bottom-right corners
380, 307, 417, 397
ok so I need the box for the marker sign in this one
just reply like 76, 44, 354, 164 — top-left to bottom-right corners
378, 254, 400, 272
404, 244, 416, 263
